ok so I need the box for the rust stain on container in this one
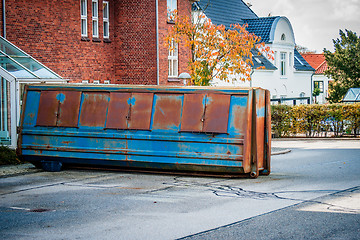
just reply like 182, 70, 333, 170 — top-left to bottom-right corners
106, 92, 130, 129
230, 96, 248, 136
57, 91, 81, 127
128, 93, 153, 130
203, 93, 230, 133
152, 94, 183, 130
79, 92, 109, 127
181, 93, 205, 132
36, 91, 59, 126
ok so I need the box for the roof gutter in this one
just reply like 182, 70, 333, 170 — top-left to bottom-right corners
2, 0, 5, 38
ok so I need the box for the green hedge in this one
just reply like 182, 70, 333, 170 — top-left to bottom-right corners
271, 103, 360, 137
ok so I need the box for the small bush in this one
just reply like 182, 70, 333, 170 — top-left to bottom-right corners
271, 103, 360, 137
0, 146, 21, 165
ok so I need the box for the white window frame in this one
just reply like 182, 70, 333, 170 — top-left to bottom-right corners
168, 40, 178, 78
314, 81, 324, 93
274, 51, 277, 67
289, 52, 292, 67
81, 0, 87, 37
92, 0, 99, 38
280, 52, 286, 76
103, 1, 109, 38
167, 0, 177, 22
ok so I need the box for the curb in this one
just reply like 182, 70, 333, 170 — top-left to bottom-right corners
271, 149, 291, 155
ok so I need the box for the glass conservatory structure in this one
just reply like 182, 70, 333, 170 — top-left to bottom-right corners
343, 88, 360, 103
0, 36, 65, 147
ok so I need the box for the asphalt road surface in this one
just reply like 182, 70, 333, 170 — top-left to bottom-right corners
1, 139, 359, 240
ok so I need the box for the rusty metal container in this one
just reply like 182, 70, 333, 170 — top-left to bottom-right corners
18, 84, 271, 178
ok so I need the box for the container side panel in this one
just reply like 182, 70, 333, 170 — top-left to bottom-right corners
23, 91, 41, 127
128, 93, 153, 130
151, 94, 183, 132
228, 95, 249, 136
180, 93, 205, 132
203, 94, 231, 133
79, 92, 109, 128
243, 90, 253, 173
106, 92, 130, 129
36, 91, 59, 126
255, 89, 266, 169
21, 135, 243, 162
57, 91, 82, 127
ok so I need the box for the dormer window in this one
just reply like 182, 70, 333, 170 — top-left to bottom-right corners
281, 34, 286, 41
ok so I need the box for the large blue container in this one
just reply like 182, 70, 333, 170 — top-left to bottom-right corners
18, 84, 271, 178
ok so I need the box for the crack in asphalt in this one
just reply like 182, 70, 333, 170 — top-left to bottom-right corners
167, 177, 360, 213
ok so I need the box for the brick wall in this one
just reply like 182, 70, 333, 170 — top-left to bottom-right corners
1, 0, 191, 85
113, 0, 157, 85
3, 0, 115, 83
158, 0, 191, 85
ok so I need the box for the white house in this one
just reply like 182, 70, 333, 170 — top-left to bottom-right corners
302, 53, 332, 104
195, 0, 315, 104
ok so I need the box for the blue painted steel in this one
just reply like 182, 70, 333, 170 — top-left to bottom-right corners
18, 84, 271, 177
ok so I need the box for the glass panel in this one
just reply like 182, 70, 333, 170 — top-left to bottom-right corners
81, 19, 87, 36
92, 20, 98, 37
103, 2, 108, 19
0, 78, 11, 145
0, 56, 35, 78
0, 37, 27, 57
12, 57, 59, 78
103, 22, 109, 38
81, 0, 87, 16
173, 60, 178, 77
92, 1, 98, 17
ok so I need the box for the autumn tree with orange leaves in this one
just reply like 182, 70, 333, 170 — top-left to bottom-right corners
165, 11, 273, 86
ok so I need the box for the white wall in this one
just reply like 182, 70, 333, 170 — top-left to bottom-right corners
212, 17, 313, 105
312, 74, 332, 104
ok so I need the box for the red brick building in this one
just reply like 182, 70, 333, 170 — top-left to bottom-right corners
0, 0, 191, 85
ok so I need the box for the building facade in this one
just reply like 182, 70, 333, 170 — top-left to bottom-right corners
0, 0, 191, 85
302, 53, 332, 104
196, 0, 315, 105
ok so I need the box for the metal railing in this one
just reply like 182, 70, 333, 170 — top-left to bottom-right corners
271, 97, 311, 105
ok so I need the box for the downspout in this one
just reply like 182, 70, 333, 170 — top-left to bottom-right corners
155, 0, 159, 85
310, 73, 314, 104
2, 0, 5, 38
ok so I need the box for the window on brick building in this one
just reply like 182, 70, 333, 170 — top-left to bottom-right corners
80, 0, 87, 37
92, 0, 99, 38
168, 40, 178, 78
167, 0, 177, 22
103, 1, 109, 38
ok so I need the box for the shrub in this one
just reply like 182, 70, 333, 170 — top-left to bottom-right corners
271, 103, 360, 137
0, 146, 21, 165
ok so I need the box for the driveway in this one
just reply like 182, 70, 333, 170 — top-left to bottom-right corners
1, 139, 359, 239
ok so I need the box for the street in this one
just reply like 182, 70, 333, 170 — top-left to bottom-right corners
1, 139, 360, 239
